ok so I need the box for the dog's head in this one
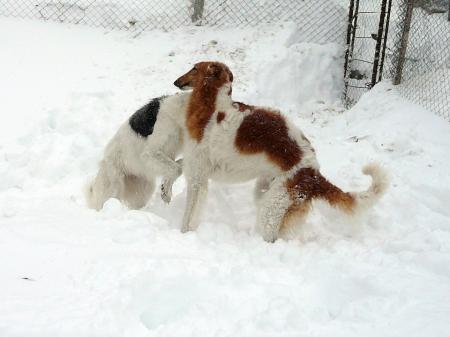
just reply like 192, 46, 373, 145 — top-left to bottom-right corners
173, 61, 233, 90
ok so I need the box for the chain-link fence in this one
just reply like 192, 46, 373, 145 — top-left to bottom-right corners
387, 0, 449, 121
0, 0, 190, 30
0, 0, 347, 44
2, 0, 448, 119
344, 0, 449, 121
344, 0, 392, 106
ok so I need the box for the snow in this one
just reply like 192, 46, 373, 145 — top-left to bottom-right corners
1, 17, 450, 337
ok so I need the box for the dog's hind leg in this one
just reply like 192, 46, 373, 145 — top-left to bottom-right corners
121, 175, 155, 210
279, 201, 311, 240
254, 177, 273, 203
256, 179, 291, 243
86, 160, 125, 210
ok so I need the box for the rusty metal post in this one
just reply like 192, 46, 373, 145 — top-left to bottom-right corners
393, 0, 414, 85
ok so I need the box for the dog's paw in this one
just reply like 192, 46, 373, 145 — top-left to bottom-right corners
160, 179, 173, 204
262, 227, 278, 243
180, 225, 190, 233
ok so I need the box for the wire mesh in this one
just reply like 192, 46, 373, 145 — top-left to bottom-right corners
0, 0, 192, 30
201, 0, 347, 44
344, 0, 386, 106
0, 0, 348, 44
386, 0, 449, 121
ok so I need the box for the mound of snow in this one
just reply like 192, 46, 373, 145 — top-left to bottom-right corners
251, 42, 344, 113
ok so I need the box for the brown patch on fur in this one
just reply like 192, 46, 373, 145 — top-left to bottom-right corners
187, 84, 220, 141
176, 62, 233, 142
216, 111, 226, 123
286, 168, 355, 213
235, 108, 302, 171
281, 168, 356, 232
280, 200, 311, 234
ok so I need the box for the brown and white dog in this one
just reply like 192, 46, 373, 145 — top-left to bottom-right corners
173, 61, 388, 242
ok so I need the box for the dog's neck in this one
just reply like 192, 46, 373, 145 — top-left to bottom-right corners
186, 81, 233, 142
215, 83, 233, 111
192, 81, 232, 105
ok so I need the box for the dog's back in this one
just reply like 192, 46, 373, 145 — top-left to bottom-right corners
85, 92, 190, 210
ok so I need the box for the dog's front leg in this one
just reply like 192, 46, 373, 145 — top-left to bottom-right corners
141, 150, 182, 203
160, 158, 183, 203
181, 175, 208, 233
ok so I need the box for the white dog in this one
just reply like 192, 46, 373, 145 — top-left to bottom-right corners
85, 92, 189, 210
173, 61, 388, 242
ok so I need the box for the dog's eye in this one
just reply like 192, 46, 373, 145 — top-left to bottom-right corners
191, 68, 197, 74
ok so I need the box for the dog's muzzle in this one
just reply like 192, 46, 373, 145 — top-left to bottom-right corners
174, 79, 190, 90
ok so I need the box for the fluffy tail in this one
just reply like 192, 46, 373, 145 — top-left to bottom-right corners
287, 163, 388, 215
321, 163, 389, 213
352, 163, 389, 211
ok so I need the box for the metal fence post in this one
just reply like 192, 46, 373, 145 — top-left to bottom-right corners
343, 0, 355, 81
378, 0, 393, 82
393, 0, 414, 85
371, 0, 388, 87
191, 0, 205, 23
343, 0, 359, 106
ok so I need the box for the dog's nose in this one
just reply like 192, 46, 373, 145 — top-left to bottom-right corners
173, 79, 181, 88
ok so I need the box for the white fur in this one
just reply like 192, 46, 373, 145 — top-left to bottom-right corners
179, 84, 388, 242
85, 92, 190, 210
352, 163, 389, 212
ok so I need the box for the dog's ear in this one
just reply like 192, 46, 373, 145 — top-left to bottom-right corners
206, 63, 222, 78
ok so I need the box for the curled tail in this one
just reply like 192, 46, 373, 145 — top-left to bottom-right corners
319, 163, 388, 213
287, 163, 388, 214
352, 163, 389, 211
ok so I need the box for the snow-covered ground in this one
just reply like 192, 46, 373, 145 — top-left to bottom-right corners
1, 18, 450, 337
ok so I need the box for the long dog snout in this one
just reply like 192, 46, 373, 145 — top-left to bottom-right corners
173, 79, 183, 88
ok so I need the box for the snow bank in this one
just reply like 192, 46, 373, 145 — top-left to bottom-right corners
251, 42, 344, 113
0, 18, 449, 337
